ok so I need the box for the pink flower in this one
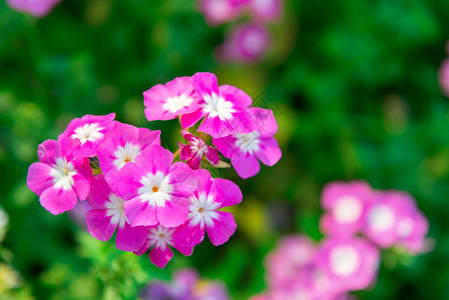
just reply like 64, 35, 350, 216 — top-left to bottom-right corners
439, 59, 449, 97
315, 237, 380, 293
180, 72, 255, 138
363, 191, 429, 253
27, 139, 92, 215
134, 225, 194, 268
216, 23, 271, 64
213, 107, 281, 178
247, 0, 283, 22
97, 122, 160, 176
111, 144, 196, 228
264, 235, 316, 290
58, 113, 116, 158
198, 0, 245, 26
6, 0, 61, 18
85, 175, 148, 252
174, 169, 242, 246
178, 130, 220, 170
320, 181, 374, 237
143, 76, 202, 122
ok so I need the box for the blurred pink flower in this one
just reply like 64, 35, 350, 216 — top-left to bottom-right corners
439, 59, 449, 97
198, 0, 245, 26
247, 0, 283, 22
6, 0, 61, 18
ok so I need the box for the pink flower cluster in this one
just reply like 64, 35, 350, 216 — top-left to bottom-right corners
6, 0, 61, 18
26, 72, 281, 268
254, 181, 429, 299
199, 0, 283, 64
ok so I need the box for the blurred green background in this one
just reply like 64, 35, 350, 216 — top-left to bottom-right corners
1, 0, 449, 299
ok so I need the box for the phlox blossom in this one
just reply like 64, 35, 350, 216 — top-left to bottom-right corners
179, 130, 220, 170
213, 107, 281, 178
143, 76, 202, 122
111, 144, 196, 228
58, 113, 116, 158
247, 0, 283, 22
181, 72, 255, 138
174, 169, 242, 246
27, 139, 92, 215
6, 0, 61, 18
86, 175, 148, 252
198, 0, 245, 26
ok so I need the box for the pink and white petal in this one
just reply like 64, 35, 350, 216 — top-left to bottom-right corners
124, 199, 158, 227
180, 130, 196, 143
213, 178, 242, 208
149, 245, 174, 268
213, 135, 238, 159
116, 223, 149, 252
156, 202, 189, 228
255, 137, 282, 167
86, 174, 112, 209
86, 209, 116, 241
37, 139, 62, 165
205, 146, 220, 165
173, 222, 205, 246
97, 137, 119, 175
40, 186, 78, 215
179, 144, 194, 161
71, 157, 93, 200
109, 162, 144, 200
231, 152, 261, 179
143, 84, 171, 105
134, 145, 173, 175
198, 115, 234, 138
180, 109, 204, 129
186, 156, 202, 170
134, 238, 154, 256
206, 211, 237, 246
165, 76, 192, 94
27, 162, 54, 196
218, 84, 252, 109
191, 72, 220, 99
144, 106, 176, 121
247, 107, 278, 136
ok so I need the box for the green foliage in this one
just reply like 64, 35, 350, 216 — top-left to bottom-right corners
1, 0, 449, 299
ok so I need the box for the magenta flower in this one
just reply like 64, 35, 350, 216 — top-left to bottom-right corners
180, 72, 255, 138
315, 237, 380, 293
198, 0, 245, 26
178, 130, 220, 170
247, 0, 283, 22
174, 169, 242, 246
439, 59, 449, 97
58, 113, 116, 158
27, 139, 93, 215
264, 235, 316, 290
320, 181, 374, 237
6, 0, 61, 18
216, 23, 271, 64
143, 76, 202, 122
213, 107, 281, 178
134, 225, 194, 268
85, 175, 148, 252
111, 144, 196, 228
97, 122, 161, 176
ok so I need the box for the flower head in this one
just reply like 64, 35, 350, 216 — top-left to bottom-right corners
247, 0, 283, 22
198, 0, 245, 26
179, 130, 220, 170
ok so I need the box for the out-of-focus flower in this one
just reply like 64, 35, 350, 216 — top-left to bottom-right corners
198, 0, 245, 26
216, 23, 271, 64
0, 263, 21, 294
179, 130, 220, 170
140, 268, 230, 299
213, 107, 282, 179
439, 59, 449, 97
6, 0, 61, 18
320, 181, 373, 237
0, 206, 8, 242
247, 0, 283, 22
68, 199, 92, 230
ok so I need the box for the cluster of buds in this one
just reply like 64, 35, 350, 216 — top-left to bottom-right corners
26, 72, 282, 268
253, 181, 429, 299
199, 0, 284, 64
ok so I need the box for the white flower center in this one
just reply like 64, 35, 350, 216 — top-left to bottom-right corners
234, 131, 261, 154
138, 171, 172, 207
188, 193, 220, 228
396, 218, 415, 238
50, 157, 77, 191
333, 196, 363, 224
190, 137, 208, 157
368, 204, 395, 232
163, 94, 194, 114
203, 93, 235, 120
105, 193, 128, 229
330, 246, 360, 276
113, 143, 141, 170
148, 225, 174, 251
71, 123, 104, 144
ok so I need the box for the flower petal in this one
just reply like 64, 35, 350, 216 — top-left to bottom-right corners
149, 245, 174, 268
116, 222, 149, 252
255, 137, 282, 167
156, 201, 189, 228
205, 211, 237, 246
27, 162, 54, 196
40, 186, 78, 215
86, 209, 116, 241
124, 198, 158, 227
231, 152, 260, 179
